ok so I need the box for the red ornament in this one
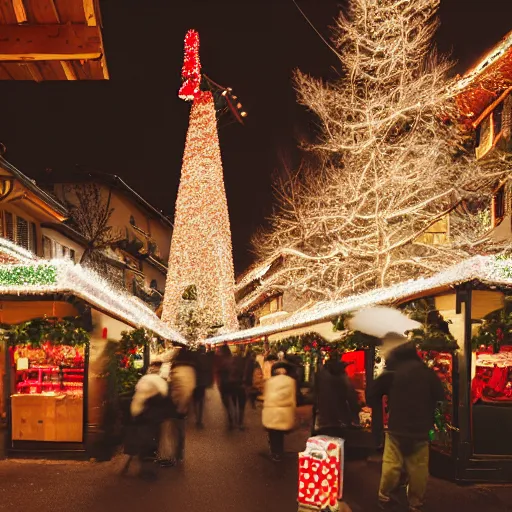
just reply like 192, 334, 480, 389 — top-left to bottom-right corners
497, 327, 504, 342
178, 29, 202, 101
304, 345, 311, 352
312, 341, 318, 348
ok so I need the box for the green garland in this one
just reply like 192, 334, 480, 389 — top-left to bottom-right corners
114, 328, 152, 395
4, 317, 90, 348
0, 264, 57, 287
402, 300, 458, 350
471, 307, 512, 351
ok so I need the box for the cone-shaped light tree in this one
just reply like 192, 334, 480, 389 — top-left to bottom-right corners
161, 30, 238, 337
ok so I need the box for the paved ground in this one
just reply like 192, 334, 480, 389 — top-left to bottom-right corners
0, 389, 511, 512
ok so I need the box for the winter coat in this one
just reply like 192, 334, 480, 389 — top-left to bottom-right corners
314, 361, 361, 431
170, 364, 196, 417
124, 374, 169, 457
262, 374, 296, 431
252, 364, 265, 394
367, 342, 445, 441
195, 352, 214, 388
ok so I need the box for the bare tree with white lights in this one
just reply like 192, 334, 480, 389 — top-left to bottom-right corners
255, 0, 510, 301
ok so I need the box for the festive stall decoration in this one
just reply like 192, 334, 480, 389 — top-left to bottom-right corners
5, 317, 89, 348
178, 29, 202, 101
0, 259, 187, 344
471, 307, 512, 351
113, 328, 151, 395
209, 255, 512, 346
162, 64, 238, 335
0, 263, 57, 286
404, 299, 459, 350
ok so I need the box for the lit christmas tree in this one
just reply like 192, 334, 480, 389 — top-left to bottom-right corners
161, 30, 238, 337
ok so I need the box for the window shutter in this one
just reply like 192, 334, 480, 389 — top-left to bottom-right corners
4, 212, 13, 242
30, 222, 37, 254
43, 236, 52, 259
16, 216, 29, 250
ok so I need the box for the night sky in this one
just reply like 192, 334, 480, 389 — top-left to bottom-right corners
0, 0, 511, 273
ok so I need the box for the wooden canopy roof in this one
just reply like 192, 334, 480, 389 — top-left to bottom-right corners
0, 0, 108, 81
455, 31, 512, 128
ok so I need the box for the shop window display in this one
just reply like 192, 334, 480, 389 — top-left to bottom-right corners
6, 318, 89, 444
470, 293, 512, 456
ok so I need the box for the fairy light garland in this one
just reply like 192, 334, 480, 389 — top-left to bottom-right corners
0, 264, 57, 286
209, 255, 512, 345
162, 32, 238, 337
0, 259, 187, 344
178, 29, 202, 101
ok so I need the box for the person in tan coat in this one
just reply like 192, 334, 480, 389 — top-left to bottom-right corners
262, 365, 296, 461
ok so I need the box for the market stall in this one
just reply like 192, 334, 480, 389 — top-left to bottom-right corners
210, 255, 512, 482
0, 259, 186, 458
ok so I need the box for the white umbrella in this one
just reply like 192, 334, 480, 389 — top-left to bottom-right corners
347, 306, 421, 339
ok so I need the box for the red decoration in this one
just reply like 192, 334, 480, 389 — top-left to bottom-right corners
102, 327, 108, 339
178, 29, 202, 101
298, 436, 344, 508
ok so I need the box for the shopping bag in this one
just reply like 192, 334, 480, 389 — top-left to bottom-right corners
298, 435, 345, 511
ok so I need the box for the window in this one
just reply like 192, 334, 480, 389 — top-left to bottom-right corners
0, 211, 36, 253
150, 279, 158, 289
493, 185, 505, 226
42, 235, 75, 261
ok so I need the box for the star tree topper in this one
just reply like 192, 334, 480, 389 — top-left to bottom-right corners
178, 29, 202, 101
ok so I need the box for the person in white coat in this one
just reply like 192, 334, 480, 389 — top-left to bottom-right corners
262, 365, 296, 461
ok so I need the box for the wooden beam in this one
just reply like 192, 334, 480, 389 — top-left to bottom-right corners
0, 24, 102, 61
472, 87, 512, 129
83, 0, 97, 26
61, 61, 77, 80
23, 0, 60, 24
12, 0, 28, 23
0, 0, 17, 24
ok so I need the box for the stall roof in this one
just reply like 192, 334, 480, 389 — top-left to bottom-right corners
455, 30, 512, 127
0, 237, 36, 264
0, 0, 108, 81
0, 256, 187, 344
208, 255, 512, 345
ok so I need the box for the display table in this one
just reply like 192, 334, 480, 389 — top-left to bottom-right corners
11, 394, 83, 442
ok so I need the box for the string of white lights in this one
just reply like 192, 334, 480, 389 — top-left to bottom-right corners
0, 257, 187, 344
208, 255, 512, 345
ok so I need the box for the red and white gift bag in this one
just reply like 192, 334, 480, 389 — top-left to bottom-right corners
298, 436, 344, 511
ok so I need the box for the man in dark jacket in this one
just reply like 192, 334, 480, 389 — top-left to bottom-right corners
367, 342, 445, 511
313, 352, 361, 438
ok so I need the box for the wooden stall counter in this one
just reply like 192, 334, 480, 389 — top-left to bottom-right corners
11, 394, 83, 442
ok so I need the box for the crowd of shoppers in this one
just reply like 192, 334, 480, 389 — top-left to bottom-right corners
122, 339, 444, 511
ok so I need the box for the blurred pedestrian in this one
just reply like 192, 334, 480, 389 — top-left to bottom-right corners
229, 345, 248, 430
247, 351, 264, 408
262, 364, 297, 462
367, 342, 445, 511
193, 344, 214, 428
313, 351, 361, 439
122, 368, 168, 480
159, 346, 196, 466
216, 343, 236, 429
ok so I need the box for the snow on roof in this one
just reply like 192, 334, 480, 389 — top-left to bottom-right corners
208, 255, 512, 345
0, 257, 187, 344
0, 238, 37, 263
455, 30, 512, 92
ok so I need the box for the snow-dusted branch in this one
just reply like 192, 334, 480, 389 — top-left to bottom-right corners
253, 0, 511, 302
